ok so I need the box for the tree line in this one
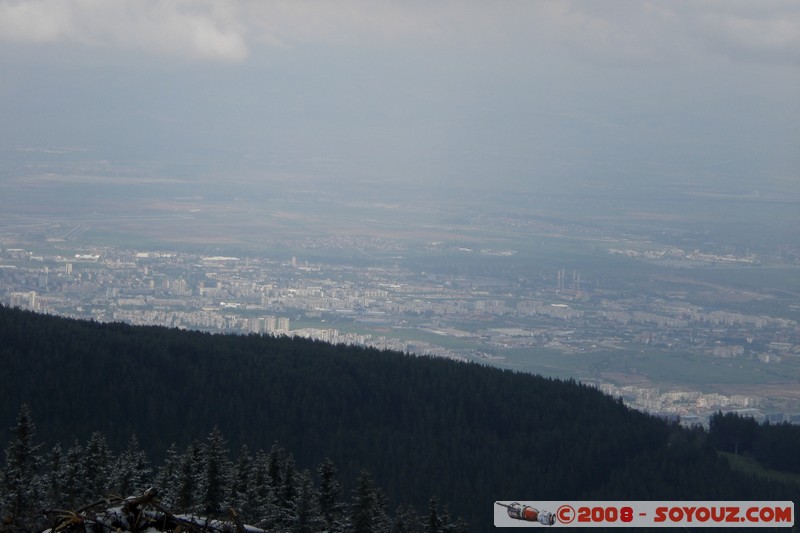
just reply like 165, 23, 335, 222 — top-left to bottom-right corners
708, 411, 800, 474
1, 305, 798, 530
1, 405, 467, 533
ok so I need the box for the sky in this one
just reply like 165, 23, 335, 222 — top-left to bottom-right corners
0, 0, 798, 194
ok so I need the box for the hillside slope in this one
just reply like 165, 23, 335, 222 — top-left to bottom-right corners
0, 306, 795, 529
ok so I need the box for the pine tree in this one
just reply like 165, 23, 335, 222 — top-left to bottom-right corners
244, 449, 271, 523
278, 453, 298, 527
155, 443, 181, 508
349, 469, 377, 533
112, 434, 151, 497
200, 427, 232, 516
266, 442, 284, 494
1, 405, 43, 530
438, 506, 468, 533
393, 504, 420, 533
423, 497, 441, 533
42, 443, 64, 513
316, 457, 344, 532
83, 432, 113, 500
175, 442, 201, 513
231, 444, 252, 513
257, 443, 287, 529
292, 469, 322, 533
373, 487, 392, 533
60, 440, 85, 509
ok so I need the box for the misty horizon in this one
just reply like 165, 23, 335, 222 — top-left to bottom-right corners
1, 1, 799, 422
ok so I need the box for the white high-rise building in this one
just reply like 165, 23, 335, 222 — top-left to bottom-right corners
277, 317, 290, 334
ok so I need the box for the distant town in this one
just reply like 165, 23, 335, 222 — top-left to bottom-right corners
2, 242, 798, 427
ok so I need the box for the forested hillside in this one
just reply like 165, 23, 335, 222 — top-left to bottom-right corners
0, 306, 797, 530
2, 405, 462, 532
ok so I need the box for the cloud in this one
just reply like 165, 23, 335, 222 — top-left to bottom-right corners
692, 1, 800, 65
525, 0, 800, 67
0, 0, 75, 43
0, 0, 798, 66
0, 0, 248, 61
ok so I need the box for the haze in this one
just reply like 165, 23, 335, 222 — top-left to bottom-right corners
1, 1, 799, 420
1, 1, 798, 190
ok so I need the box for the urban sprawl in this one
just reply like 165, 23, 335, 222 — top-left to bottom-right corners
2, 244, 798, 426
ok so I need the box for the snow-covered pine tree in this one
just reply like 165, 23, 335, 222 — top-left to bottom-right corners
60, 440, 85, 509
175, 441, 201, 513
392, 504, 420, 533
292, 469, 323, 533
82, 432, 113, 501
42, 443, 64, 513
111, 434, 151, 497
256, 442, 287, 529
1, 405, 44, 530
265, 442, 284, 494
437, 505, 469, 533
199, 427, 232, 516
154, 443, 181, 508
244, 449, 274, 526
423, 496, 441, 533
349, 469, 378, 533
373, 487, 392, 533
231, 444, 252, 513
316, 457, 344, 532
278, 453, 298, 527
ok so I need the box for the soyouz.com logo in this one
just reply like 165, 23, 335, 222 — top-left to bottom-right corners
494, 501, 795, 527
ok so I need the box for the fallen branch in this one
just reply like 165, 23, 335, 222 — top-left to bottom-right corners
42, 490, 265, 533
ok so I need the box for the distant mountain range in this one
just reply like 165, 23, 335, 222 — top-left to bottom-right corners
0, 305, 797, 530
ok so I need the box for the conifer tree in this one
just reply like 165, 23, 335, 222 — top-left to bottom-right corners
112, 434, 151, 497
0, 424, 471, 532
278, 453, 298, 526
266, 443, 284, 494
438, 506, 468, 533
423, 497, 441, 533
231, 444, 252, 512
292, 469, 322, 533
393, 504, 420, 533
1, 405, 43, 530
43, 443, 64, 513
373, 487, 392, 533
316, 457, 344, 532
83, 432, 113, 500
257, 442, 287, 529
175, 442, 201, 513
200, 427, 232, 516
61, 440, 85, 509
244, 449, 271, 522
155, 443, 181, 508
349, 469, 378, 533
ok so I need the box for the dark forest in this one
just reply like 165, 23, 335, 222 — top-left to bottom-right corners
1, 306, 797, 531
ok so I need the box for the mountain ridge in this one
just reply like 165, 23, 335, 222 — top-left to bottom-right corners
0, 305, 796, 530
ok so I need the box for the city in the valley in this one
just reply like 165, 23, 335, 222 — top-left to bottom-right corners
2, 237, 798, 427
1, 147, 798, 428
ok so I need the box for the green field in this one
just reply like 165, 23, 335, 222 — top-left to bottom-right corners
721, 452, 800, 487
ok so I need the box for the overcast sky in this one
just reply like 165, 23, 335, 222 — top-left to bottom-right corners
1, 0, 798, 192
